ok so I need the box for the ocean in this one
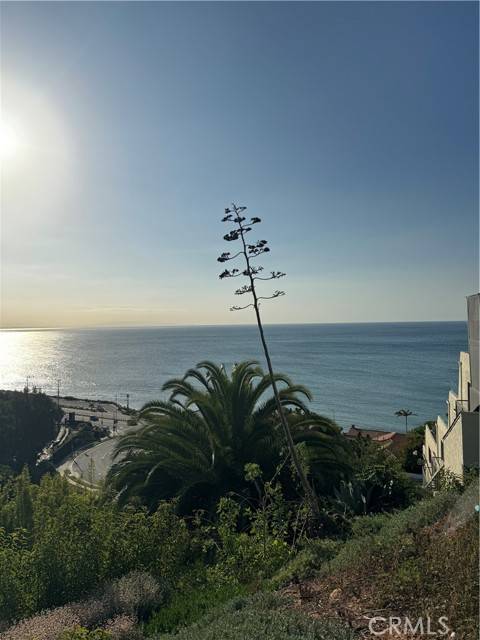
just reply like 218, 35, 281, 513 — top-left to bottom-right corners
0, 322, 466, 432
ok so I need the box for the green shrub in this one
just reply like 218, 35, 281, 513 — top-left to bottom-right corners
386, 514, 479, 639
0, 528, 37, 621
270, 539, 341, 588
394, 558, 422, 595
349, 512, 390, 537
339, 437, 422, 516
151, 592, 354, 640
144, 582, 247, 635
269, 492, 460, 591
0, 390, 62, 472
400, 424, 427, 472
0, 474, 191, 623
60, 628, 111, 640
200, 496, 292, 587
326, 490, 459, 576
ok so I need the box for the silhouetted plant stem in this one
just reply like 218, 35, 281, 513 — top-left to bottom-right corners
218, 203, 320, 521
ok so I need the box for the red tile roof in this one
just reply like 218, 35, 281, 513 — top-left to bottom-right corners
344, 426, 408, 452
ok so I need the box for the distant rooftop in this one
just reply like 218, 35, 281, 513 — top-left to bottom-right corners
345, 425, 407, 440
344, 425, 408, 453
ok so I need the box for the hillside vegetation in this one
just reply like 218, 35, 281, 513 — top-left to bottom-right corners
277, 488, 479, 639
0, 363, 477, 639
0, 390, 62, 473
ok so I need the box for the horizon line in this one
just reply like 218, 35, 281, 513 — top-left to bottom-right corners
0, 319, 467, 332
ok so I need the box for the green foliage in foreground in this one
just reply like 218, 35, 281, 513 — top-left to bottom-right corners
1, 467, 476, 640
60, 629, 112, 640
325, 487, 459, 576
400, 423, 427, 473
332, 487, 479, 639
336, 435, 423, 516
0, 474, 189, 623
152, 593, 354, 640
269, 489, 462, 589
144, 581, 248, 635
269, 538, 341, 589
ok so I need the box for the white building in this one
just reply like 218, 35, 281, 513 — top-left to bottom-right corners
423, 294, 479, 486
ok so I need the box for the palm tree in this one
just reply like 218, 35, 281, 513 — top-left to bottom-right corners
289, 412, 353, 495
394, 408, 417, 432
107, 361, 349, 514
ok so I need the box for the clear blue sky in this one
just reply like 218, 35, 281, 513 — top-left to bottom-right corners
1, 1, 478, 327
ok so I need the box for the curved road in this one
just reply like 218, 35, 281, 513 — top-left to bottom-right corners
56, 398, 144, 485
60, 438, 119, 484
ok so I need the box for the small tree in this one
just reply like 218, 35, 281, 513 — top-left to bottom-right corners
15, 467, 34, 532
217, 203, 320, 520
402, 423, 427, 473
395, 408, 417, 432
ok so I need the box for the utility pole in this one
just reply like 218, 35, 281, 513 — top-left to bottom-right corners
56, 379, 62, 434
114, 393, 119, 435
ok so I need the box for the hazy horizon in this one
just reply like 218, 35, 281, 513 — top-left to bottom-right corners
0, 322, 467, 428
0, 318, 468, 333
1, 2, 478, 329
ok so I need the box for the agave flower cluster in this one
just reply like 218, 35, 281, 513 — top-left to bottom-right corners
217, 204, 286, 312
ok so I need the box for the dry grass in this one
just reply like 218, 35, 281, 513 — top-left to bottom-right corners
0, 571, 162, 640
282, 512, 478, 640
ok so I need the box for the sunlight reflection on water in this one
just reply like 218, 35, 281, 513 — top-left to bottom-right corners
0, 322, 466, 431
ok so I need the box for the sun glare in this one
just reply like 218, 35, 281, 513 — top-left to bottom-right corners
0, 118, 25, 160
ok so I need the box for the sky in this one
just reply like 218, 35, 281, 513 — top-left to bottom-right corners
0, 1, 478, 328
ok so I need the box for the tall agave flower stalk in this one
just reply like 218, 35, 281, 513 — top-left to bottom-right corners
217, 203, 321, 520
